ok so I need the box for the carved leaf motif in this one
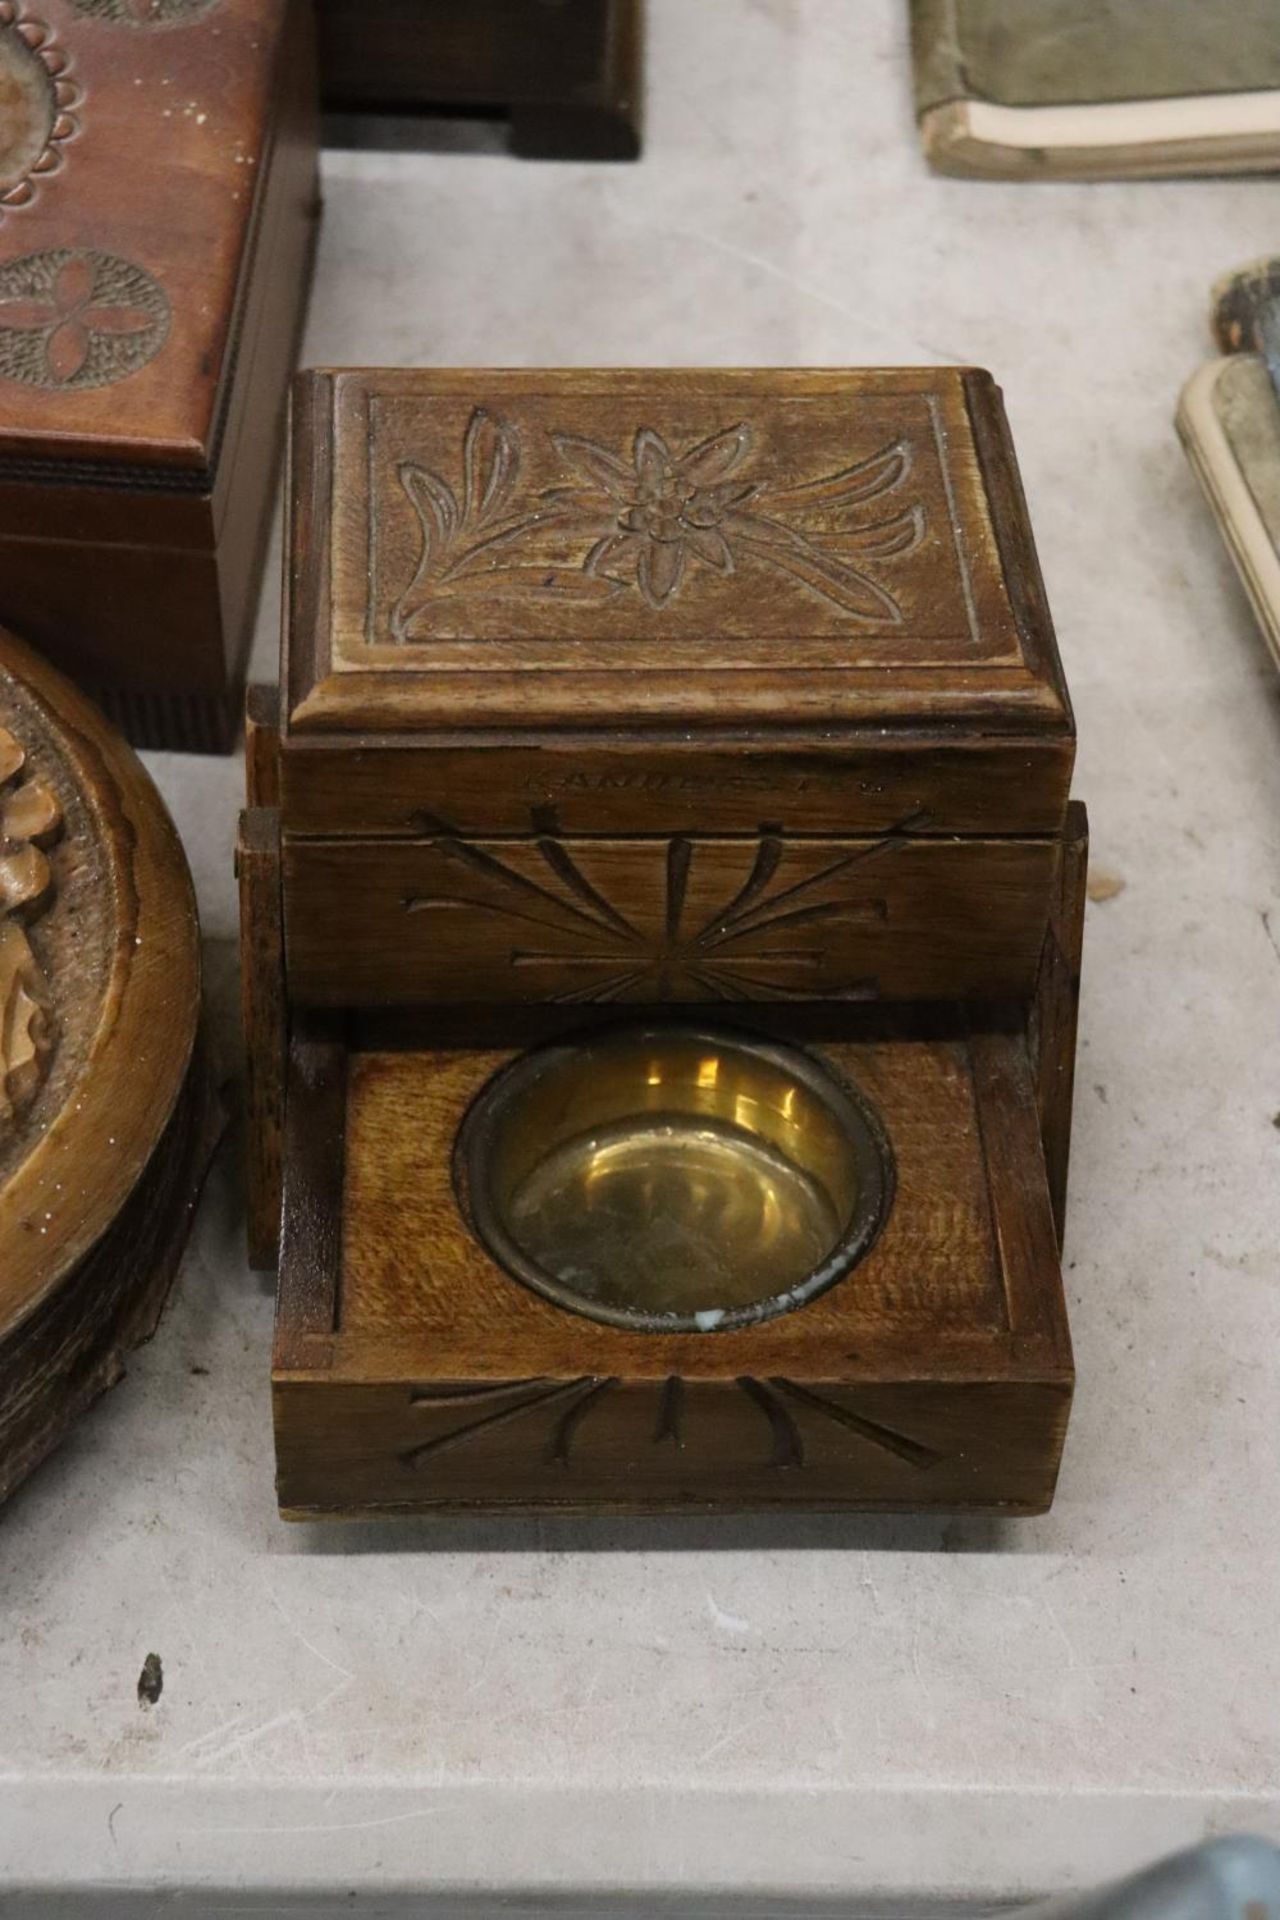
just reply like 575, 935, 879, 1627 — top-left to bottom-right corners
549, 431, 633, 493
768, 438, 913, 509
462, 405, 520, 520
389, 413, 926, 637
392, 408, 550, 639
0, 724, 61, 1133
727, 529, 905, 621
838, 505, 927, 557
672, 421, 755, 488
399, 460, 457, 551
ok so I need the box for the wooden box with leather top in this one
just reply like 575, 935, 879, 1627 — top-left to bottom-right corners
0, 0, 319, 752
245, 365, 1087, 1519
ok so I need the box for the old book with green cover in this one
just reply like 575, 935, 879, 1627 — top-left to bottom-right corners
911, 0, 1280, 180
1178, 260, 1280, 674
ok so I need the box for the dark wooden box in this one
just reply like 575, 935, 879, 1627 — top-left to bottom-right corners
0, 0, 320, 752
317, 0, 642, 161
245, 364, 1085, 1517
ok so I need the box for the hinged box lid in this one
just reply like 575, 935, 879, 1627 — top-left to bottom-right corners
283, 366, 1073, 837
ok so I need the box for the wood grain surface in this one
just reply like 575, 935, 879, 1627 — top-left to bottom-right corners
237, 806, 286, 1270
282, 827, 1058, 1007
276, 731, 1075, 841
1029, 799, 1088, 1245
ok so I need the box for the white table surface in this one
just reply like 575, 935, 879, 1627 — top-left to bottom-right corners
3, 2, 1279, 1910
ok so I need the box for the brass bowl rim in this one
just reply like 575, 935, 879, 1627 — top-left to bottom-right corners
453, 1021, 895, 1335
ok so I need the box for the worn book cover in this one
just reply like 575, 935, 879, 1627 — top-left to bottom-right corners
1178, 260, 1280, 672
911, 0, 1280, 179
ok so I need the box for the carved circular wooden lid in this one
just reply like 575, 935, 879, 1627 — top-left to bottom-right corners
0, 625, 198, 1334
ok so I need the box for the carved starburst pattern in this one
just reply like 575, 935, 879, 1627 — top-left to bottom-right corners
0, 724, 61, 1132
0, 247, 169, 387
399, 1376, 942, 1474
405, 813, 912, 1004
391, 406, 926, 638
0, 7, 80, 220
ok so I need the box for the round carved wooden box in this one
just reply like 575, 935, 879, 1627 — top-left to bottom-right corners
0, 625, 216, 1505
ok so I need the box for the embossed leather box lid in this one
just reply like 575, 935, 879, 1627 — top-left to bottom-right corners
0, 0, 294, 478
287, 367, 1071, 733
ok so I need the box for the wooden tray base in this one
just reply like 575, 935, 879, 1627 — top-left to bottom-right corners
257, 804, 1087, 1519
273, 1004, 1074, 1519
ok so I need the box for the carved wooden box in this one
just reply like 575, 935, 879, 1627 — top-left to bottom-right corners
281, 367, 1074, 1005
0, 0, 319, 751
247, 365, 1086, 1518
1, 623, 218, 1504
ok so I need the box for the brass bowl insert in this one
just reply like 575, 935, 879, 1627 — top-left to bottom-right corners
454, 1025, 893, 1333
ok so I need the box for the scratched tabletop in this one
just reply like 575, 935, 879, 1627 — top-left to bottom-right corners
2, 3, 1279, 1912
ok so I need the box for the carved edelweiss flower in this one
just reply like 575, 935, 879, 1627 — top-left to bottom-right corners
391, 408, 927, 636
0, 724, 62, 1131
546, 420, 926, 616
551, 422, 758, 609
